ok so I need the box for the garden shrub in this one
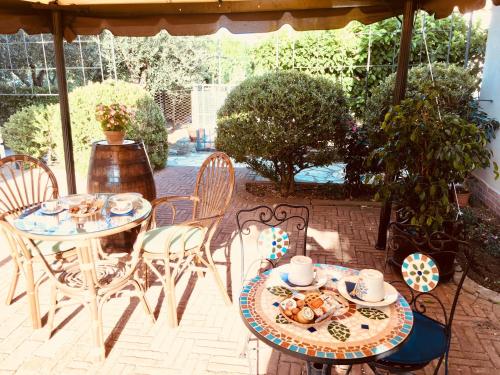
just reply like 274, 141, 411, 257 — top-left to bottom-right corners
371, 94, 494, 231
0, 86, 58, 127
345, 63, 498, 188
364, 63, 478, 151
2, 103, 57, 160
2, 80, 168, 174
216, 71, 351, 196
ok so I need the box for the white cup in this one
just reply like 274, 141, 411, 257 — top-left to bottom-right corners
114, 198, 132, 212
288, 256, 314, 286
354, 269, 385, 302
42, 200, 59, 211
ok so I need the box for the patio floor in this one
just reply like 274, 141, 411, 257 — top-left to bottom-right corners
0, 166, 498, 374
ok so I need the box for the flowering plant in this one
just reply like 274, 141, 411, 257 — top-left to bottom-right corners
95, 103, 134, 132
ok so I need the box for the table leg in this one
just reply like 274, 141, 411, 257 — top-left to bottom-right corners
306, 362, 331, 375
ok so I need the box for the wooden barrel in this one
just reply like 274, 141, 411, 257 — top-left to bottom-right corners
87, 140, 156, 251
87, 140, 156, 201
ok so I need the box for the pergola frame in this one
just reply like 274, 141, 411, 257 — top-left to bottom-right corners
0, 0, 496, 248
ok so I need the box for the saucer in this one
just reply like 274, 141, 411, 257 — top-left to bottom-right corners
110, 206, 134, 216
279, 271, 327, 291
40, 205, 65, 215
337, 275, 398, 307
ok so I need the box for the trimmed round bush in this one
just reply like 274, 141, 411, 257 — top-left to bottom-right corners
216, 71, 351, 196
3, 80, 168, 174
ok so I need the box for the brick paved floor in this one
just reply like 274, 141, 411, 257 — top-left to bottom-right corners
0, 166, 498, 374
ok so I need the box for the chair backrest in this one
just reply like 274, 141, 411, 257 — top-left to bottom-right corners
193, 152, 235, 220
236, 204, 310, 283
0, 155, 59, 217
401, 240, 470, 339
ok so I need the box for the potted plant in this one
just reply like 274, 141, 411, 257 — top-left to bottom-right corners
372, 94, 496, 279
95, 103, 134, 145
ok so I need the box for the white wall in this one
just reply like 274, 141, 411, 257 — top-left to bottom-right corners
475, 5, 500, 194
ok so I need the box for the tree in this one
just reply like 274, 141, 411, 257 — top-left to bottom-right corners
216, 71, 351, 196
100, 31, 212, 93
250, 14, 487, 117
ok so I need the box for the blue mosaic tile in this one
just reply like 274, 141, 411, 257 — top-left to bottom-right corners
307, 327, 317, 333
272, 302, 280, 307
361, 324, 369, 330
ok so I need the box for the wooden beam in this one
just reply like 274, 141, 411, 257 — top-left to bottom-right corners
375, 0, 416, 250
52, 11, 77, 195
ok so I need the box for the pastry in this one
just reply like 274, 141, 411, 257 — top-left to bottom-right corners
295, 307, 315, 324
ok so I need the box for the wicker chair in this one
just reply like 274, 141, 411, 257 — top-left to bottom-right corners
141, 152, 235, 327
0, 218, 154, 360
0, 154, 74, 329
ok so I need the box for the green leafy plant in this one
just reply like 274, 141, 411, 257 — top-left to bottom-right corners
216, 71, 351, 196
364, 63, 479, 153
371, 95, 496, 231
2, 103, 57, 161
3, 80, 168, 173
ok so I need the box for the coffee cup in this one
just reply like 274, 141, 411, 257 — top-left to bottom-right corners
114, 198, 132, 212
42, 200, 59, 212
288, 255, 314, 286
353, 269, 385, 302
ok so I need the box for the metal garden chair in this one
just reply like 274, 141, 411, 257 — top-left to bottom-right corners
370, 238, 471, 375
141, 152, 235, 327
235, 204, 310, 374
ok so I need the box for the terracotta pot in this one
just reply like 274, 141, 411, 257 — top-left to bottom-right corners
456, 192, 471, 207
104, 130, 125, 145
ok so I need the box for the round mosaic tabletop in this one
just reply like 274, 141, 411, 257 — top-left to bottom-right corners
239, 264, 414, 365
12, 193, 151, 243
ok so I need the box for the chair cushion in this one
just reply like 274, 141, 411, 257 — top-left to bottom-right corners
381, 311, 448, 366
142, 225, 204, 255
34, 240, 76, 256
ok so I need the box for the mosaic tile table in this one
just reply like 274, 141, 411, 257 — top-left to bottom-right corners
239, 264, 414, 374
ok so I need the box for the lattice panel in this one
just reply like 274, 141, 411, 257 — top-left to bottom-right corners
154, 90, 192, 128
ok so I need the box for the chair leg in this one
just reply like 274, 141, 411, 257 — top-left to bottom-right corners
5, 261, 20, 305
164, 264, 178, 328
88, 297, 105, 360
367, 363, 381, 375
24, 261, 41, 329
433, 351, 447, 375
46, 283, 58, 339
203, 250, 231, 305
130, 279, 155, 324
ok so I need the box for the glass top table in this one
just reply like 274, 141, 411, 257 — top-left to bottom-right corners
239, 264, 414, 371
12, 193, 152, 242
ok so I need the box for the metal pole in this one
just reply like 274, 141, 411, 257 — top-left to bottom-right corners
375, 0, 416, 250
446, 14, 454, 66
52, 11, 77, 194
464, 11, 473, 68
